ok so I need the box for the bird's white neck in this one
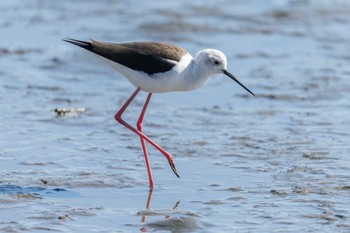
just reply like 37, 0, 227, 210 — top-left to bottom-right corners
178, 52, 214, 91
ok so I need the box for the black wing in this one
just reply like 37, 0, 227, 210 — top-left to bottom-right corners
63, 38, 187, 75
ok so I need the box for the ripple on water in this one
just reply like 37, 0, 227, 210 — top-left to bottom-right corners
0, 184, 79, 199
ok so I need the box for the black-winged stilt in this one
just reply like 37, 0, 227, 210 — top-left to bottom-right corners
63, 38, 254, 189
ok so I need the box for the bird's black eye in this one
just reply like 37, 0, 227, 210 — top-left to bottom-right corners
213, 60, 220, 65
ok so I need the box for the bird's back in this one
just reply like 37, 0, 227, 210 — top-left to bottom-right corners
63, 39, 188, 75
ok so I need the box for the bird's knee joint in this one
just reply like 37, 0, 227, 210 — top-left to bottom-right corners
137, 122, 143, 131
115, 114, 123, 123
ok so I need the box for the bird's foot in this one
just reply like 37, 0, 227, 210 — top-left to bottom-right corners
169, 160, 180, 178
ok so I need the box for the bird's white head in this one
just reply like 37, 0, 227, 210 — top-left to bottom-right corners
195, 49, 228, 76
194, 49, 255, 96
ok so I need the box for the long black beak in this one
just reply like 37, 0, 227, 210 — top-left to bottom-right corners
223, 69, 255, 96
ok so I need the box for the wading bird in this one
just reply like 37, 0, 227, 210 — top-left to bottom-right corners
64, 38, 254, 189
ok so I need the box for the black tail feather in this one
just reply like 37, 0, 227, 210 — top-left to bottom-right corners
63, 38, 93, 51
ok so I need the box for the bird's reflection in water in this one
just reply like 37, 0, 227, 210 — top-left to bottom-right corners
141, 188, 153, 223
139, 188, 180, 232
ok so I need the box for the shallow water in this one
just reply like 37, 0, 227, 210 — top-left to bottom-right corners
1, 0, 350, 232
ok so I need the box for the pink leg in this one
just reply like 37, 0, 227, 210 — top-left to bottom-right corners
137, 92, 154, 189
115, 88, 180, 185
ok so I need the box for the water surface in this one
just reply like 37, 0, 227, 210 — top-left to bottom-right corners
0, 0, 350, 232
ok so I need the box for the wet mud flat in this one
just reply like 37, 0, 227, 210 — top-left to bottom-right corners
1, 0, 350, 232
